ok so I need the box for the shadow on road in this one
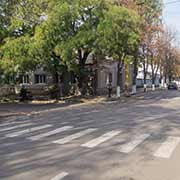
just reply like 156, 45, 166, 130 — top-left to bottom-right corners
0, 90, 180, 179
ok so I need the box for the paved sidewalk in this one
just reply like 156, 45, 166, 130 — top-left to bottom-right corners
0, 96, 107, 118
0, 89, 164, 119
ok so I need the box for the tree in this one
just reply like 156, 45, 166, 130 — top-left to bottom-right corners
156, 28, 180, 85
97, 5, 140, 97
33, 0, 109, 94
112, 0, 140, 94
0, 0, 48, 82
0, 36, 38, 82
149, 38, 161, 90
0, 0, 20, 82
112, 0, 163, 93
168, 47, 180, 81
139, 0, 162, 91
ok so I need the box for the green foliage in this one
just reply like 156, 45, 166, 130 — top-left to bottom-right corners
33, 0, 109, 77
0, 36, 37, 75
97, 5, 140, 61
8, 0, 48, 37
0, 0, 156, 88
0, 0, 48, 77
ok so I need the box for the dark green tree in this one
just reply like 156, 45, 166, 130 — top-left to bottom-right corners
97, 5, 140, 96
34, 0, 109, 94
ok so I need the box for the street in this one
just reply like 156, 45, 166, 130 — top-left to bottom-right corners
1, 90, 180, 180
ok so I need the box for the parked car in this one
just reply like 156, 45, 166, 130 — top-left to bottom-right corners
168, 82, 178, 90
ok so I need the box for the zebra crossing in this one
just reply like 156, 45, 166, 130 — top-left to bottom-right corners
118, 133, 150, 153
153, 136, 180, 158
29, 126, 73, 141
53, 128, 97, 144
1, 121, 180, 180
5, 124, 53, 137
0, 121, 180, 160
81, 130, 121, 148
0, 122, 33, 132
50, 172, 69, 180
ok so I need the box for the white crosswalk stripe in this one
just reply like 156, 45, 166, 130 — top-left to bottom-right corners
0, 123, 33, 132
53, 128, 97, 144
2, 121, 179, 160
153, 136, 180, 158
118, 134, 150, 153
0, 121, 26, 127
81, 130, 121, 148
28, 126, 73, 141
5, 124, 52, 137
50, 172, 69, 180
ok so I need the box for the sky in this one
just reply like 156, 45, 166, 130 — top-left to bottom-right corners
163, 0, 180, 45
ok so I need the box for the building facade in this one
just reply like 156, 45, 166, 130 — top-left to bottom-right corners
10, 55, 161, 97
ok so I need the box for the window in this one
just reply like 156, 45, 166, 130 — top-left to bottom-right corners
35, 74, 46, 84
20, 75, 29, 84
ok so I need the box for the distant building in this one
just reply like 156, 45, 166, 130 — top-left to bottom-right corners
2, 55, 162, 97
15, 55, 129, 96
136, 65, 161, 87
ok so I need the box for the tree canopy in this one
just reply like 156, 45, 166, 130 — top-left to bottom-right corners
1, 0, 178, 91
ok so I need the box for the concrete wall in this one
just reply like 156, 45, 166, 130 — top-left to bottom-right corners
96, 61, 117, 94
97, 62, 117, 88
0, 85, 15, 96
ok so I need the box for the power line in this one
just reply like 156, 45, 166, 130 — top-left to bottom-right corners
164, 0, 180, 5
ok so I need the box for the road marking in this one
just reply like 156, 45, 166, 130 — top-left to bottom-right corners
0, 123, 33, 132
0, 121, 26, 127
61, 122, 69, 125
91, 110, 102, 113
50, 172, 69, 180
28, 126, 73, 141
81, 130, 121, 148
118, 134, 150, 153
0, 121, 28, 127
154, 136, 180, 158
53, 128, 97, 144
5, 124, 52, 137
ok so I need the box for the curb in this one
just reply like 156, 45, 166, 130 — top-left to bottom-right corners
0, 89, 166, 118
0, 98, 106, 118
0, 112, 27, 118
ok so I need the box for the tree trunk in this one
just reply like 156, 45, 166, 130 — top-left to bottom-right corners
152, 77, 155, 91
116, 61, 121, 97
51, 72, 60, 100
169, 75, 172, 83
143, 63, 147, 92
53, 72, 59, 84
116, 60, 124, 97
77, 73, 85, 95
151, 67, 155, 91
93, 69, 98, 96
132, 57, 138, 94
77, 49, 90, 95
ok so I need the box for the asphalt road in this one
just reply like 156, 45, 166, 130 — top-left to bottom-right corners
1, 90, 180, 180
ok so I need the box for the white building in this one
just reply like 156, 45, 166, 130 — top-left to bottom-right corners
136, 65, 161, 87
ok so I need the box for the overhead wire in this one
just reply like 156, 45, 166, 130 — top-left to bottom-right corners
164, 0, 180, 5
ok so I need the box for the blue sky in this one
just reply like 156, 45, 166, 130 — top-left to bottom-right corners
163, 0, 180, 42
